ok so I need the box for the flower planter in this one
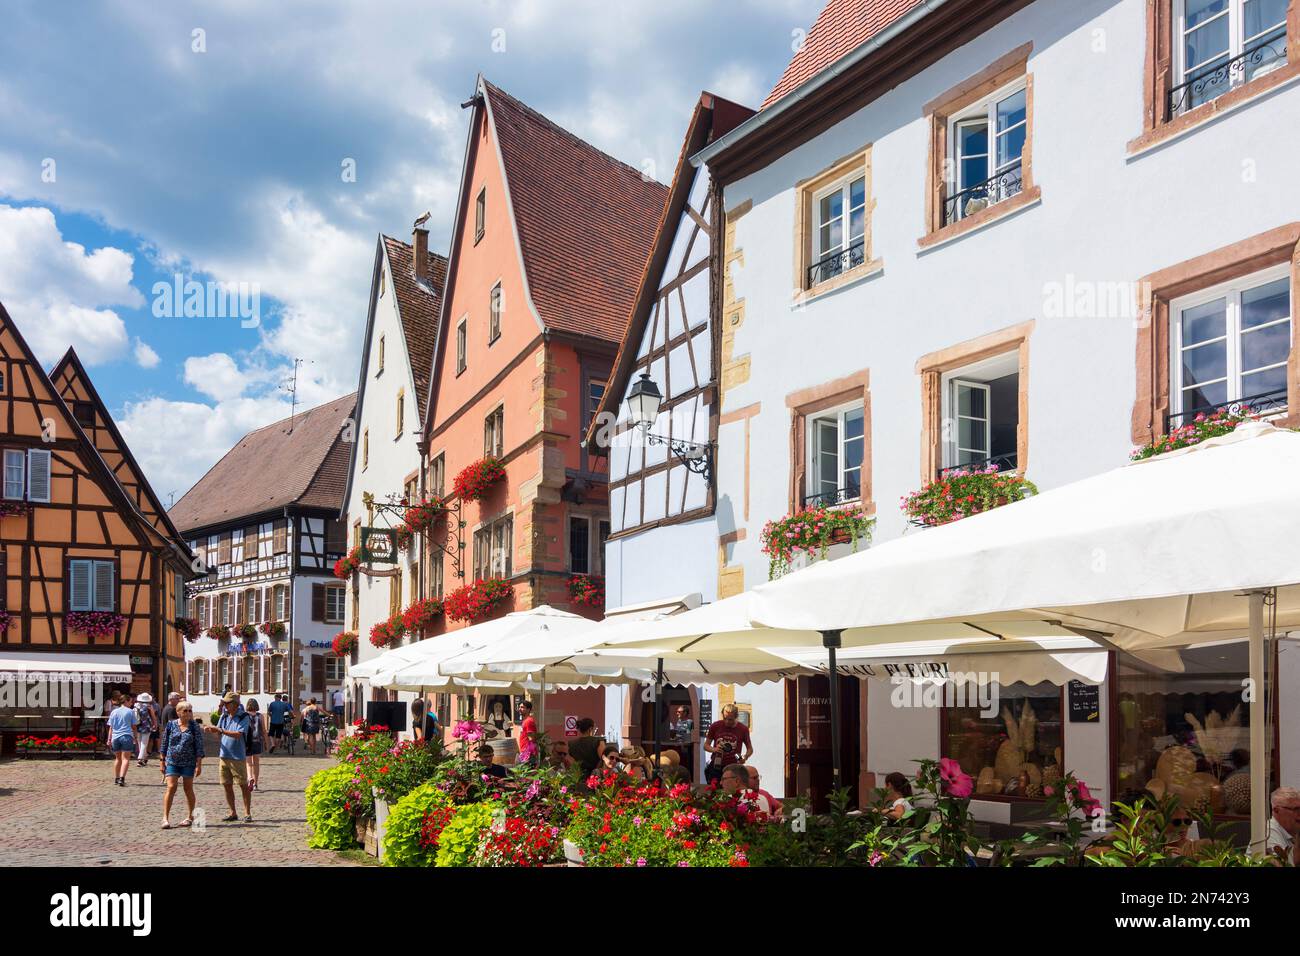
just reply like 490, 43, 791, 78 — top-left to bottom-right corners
355, 816, 377, 854
562, 838, 586, 867
372, 791, 390, 861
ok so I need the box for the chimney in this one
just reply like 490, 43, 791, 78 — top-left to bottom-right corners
412, 211, 431, 283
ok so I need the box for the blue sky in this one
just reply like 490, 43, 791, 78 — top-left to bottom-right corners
0, 0, 820, 501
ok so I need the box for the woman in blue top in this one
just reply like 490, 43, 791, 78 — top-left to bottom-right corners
159, 700, 204, 828
108, 693, 138, 787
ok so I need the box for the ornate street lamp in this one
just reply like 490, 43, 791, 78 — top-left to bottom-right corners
625, 372, 713, 482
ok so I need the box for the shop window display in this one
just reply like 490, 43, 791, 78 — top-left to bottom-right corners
942, 681, 1064, 798
1117, 641, 1260, 818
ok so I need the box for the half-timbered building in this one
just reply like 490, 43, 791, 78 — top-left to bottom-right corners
0, 302, 193, 753
170, 394, 354, 718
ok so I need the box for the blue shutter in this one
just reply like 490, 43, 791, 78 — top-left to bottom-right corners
26, 449, 51, 503
93, 561, 115, 612
69, 560, 92, 611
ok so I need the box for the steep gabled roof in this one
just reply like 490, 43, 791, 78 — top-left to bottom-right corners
380, 234, 448, 422
169, 392, 357, 535
762, 0, 927, 109
585, 91, 755, 449
482, 79, 670, 344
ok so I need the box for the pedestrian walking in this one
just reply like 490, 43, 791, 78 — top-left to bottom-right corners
159, 700, 204, 828
267, 694, 289, 753
134, 693, 157, 766
108, 693, 138, 786
205, 691, 254, 822
300, 698, 322, 754
245, 697, 267, 791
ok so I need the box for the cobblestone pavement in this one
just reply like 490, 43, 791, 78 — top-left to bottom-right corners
0, 748, 359, 866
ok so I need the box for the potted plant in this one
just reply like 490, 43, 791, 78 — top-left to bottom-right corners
452, 457, 506, 502
443, 578, 513, 623
901, 466, 1037, 527
401, 597, 442, 632
65, 611, 125, 639
402, 496, 448, 536
207, 623, 231, 640
332, 631, 358, 657
567, 574, 604, 609
333, 546, 363, 580
369, 614, 405, 648
174, 616, 202, 643
1131, 407, 1257, 461
0, 501, 30, 519
232, 623, 258, 640
259, 620, 286, 638
760, 506, 874, 579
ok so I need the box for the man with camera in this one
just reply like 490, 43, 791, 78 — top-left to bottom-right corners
703, 703, 752, 786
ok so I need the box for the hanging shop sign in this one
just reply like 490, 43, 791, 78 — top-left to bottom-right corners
361, 527, 398, 564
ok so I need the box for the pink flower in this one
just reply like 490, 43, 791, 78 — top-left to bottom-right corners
938, 757, 973, 798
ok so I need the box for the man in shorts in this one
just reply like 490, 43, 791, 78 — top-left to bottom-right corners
267, 694, 290, 753
207, 691, 253, 822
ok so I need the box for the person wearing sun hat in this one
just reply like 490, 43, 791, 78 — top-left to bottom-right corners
133, 693, 157, 767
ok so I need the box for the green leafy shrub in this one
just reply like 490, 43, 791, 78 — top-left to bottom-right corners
434, 801, 497, 867
383, 782, 452, 867
305, 764, 360, 850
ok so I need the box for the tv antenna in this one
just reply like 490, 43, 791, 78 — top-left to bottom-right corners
281, 358, 306, 433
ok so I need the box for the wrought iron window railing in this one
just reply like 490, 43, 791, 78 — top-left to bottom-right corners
937, 452, 1017, 479
1167, 28, 1287, 119
1165, 389, 1288, 431
943, 160, 1023, 227
802, 486, 861, 510
807, 238, 867, 288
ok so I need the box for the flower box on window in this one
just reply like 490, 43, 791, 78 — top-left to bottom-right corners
207, 623, 231, 641
65, 611, 124, 639
401, 597, 443, 632
334, 546, 363, 580
901, 466, 1036, 528
452, 457, 506, 502
1131, 408, 1258, 461
332, 631, 358, 657
369, 614, 405, 649
402, 496, 448, 536
0, 608, 13, 633
568, 574, 604, 609
174, 616, 202, 643
232, 623, 258, 641
760, 506, 874, 579
259, 620, 286, 639
0, 501, 31, 519
443, 578, 512, 623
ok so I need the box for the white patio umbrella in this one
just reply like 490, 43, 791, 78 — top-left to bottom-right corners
748, 422, 1300, 849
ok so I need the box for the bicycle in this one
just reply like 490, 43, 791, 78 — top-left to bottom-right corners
319, 714, 338, 756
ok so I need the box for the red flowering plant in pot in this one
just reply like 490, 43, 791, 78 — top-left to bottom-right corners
17, 734, 97, 751
369, 614, 405, 648
901, 466, 1037, 528
207, 623, 231, 640
1131, 407, 1258, 461
452, 457, 506, 502
174, 616, 202, 643
760, 505, 874, 579
334, 546, 363, 580
402, 496, 448, 536
332, 631, 358, 656
443, 578, 513, 623
65, 611, 125, 639
401, 597, 442, 632
568, 574, 604, 609
259, 620, 286, 639
232, 623, 258, 640
0, 500, 31, 519
473, 815, 564, 867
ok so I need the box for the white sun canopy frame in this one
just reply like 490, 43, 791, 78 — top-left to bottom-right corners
747, 421, 1300, 851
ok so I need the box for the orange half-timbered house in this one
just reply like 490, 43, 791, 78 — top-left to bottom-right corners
0, 302, 194, 752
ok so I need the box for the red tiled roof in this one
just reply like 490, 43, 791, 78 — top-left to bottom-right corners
763, 0, 927, 109
483, 80, 670, 344
381, 235, 447, 421
169, 393, 357, 533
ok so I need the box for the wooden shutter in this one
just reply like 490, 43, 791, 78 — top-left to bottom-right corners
68, 560, 91, 611
263, 655, 272, 693
27, 449, 51, 503
389, 575, 401, 616
325, 519, 345, 554
311, 583, 325, 622
273, 519, 288, 554
218, 535, 231, 565
93, 562, 115, 612
311, 655, 325, 693
235, 591, 245, 625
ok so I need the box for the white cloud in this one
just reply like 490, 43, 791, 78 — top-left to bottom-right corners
133, 337, 160, 368
183, 352, 243, 400
0, 204, 143, 364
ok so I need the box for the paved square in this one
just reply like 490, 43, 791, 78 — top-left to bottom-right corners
0, 749, 359, 866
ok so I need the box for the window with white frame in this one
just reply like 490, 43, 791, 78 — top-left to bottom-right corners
325, 586, 346, 624
473, 514, 513, 580
484, 406, 504, 458
3, 448, 50, 502
1172, 0, 1288, 115
946, 79, 1027, 225
810, 174, 867, 284
456, 319, 467, 374
325, 655, 346, 682
805, 404, 864, 507
489, 283, 502, 343
940, 352, 1020, 474
1170, 265, 1291, 424
68, 559, 115, 612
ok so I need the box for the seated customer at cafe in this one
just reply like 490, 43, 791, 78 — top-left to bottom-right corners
477, 744, 508, 779
721, 763, 775, 819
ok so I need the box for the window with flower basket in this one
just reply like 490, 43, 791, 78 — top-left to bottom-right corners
443, 578, 512, 623
901, 466, 1037, 528
568, 574, 604, 609
454, 456, 505, 502
760, 505, 874, 579
370, 614, 405, 648
401, 597, 443, 632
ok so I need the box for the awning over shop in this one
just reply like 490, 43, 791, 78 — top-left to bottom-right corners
0, 652, 133, 683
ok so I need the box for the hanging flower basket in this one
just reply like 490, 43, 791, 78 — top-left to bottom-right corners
332, 631, 358, 656
1131, 407, 1258, 461
452, 457, 506, 502
901, 466, 1037, 527
760, 506, 875, 579
0, 501, 31, 519
568, 574, 605, 609
174, 616, 202, 643
0, 608, 13, 633
369, 614, 406, 648
66, 611, 125, 639
259, 620, 286, 638
402, 496, 448, 536
401, 597, 443, 632
232, 623, 258, 640
334, 546, 363, 579
443, 578, 513, 623
207, 623, 231, 640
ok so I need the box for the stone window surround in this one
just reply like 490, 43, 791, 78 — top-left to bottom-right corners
1130, 0, 1300, 155
793, 145, 883, 304
785, 370, 874, 516
920, 41, 1039, 249
1131, 222, 1300, 444
916, 321, 1033, 482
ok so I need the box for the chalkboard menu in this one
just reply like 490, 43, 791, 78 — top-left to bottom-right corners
698, 699, 713, 733
1067, 680, 1100, 723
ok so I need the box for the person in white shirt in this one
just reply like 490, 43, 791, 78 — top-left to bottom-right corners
1267, 786, 1300, 865
331, 688, 344, 723
882, 772, 914, 822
